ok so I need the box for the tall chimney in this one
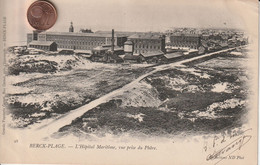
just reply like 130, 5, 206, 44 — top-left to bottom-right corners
111, 29, 115, 52
32, 30, 40, 40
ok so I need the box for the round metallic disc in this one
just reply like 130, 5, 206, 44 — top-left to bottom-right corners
27, 0, 57, 30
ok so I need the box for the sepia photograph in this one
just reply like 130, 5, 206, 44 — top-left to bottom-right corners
0, 0, 258, 164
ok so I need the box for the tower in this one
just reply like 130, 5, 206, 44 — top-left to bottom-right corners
32, 30, 43, 41
124, 39, 134, 55
69, 21, 74, 32
32, 30, 39, 40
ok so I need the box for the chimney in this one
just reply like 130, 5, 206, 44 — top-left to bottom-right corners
32, 30, 43, 41
111, 29, 115, 52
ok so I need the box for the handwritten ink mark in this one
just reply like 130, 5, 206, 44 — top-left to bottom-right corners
206, 134, 251, 164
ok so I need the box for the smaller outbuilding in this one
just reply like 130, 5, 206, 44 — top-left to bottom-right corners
162, 52, 183, 62
29, 41, 58, 51
58, 49, 74, 55
140, 50, 165, 63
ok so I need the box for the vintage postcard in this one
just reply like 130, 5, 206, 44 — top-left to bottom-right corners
0, 0, 258, 164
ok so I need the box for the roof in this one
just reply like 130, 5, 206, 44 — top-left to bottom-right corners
93, 46, 109, 51
74, 50, 92, 54
188, 49, 199, 53
95, 30, 146, 37
170, 33, 201, 37
29, 41, 56, 46
30, 31, 127, 38
77, 54, 92, 58
141, 50, 164, 58
93, 45, 123, 51
124, 39, 133, 45
128, 33, 163, 40
123, 54, 140, 60
164, 52, 183, 59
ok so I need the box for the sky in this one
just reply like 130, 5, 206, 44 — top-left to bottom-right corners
52, 0, 246, 32
3, 0, 254, 46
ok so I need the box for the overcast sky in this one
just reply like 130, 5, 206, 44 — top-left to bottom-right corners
52, 0, 246, 32
4, 0, 252, 45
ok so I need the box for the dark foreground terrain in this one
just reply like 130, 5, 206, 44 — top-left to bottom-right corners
5, 51, 153, 127
56, 50, 250, 138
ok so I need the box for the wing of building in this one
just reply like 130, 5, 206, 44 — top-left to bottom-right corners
128, 33, 166, 55
166, 33, 201, 49
27, 31, 128, 51
28, 41, 57, 51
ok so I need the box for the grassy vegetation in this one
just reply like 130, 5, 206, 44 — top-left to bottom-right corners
57, 52, 249, 138
8, 59, 58, 75
58, 98, 246, 137
6, 64, 153, 128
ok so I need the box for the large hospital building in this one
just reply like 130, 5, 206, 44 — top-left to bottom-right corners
27, 22, 128, 50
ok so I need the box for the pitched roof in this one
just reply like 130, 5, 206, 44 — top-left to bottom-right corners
93, 45, 123, 51
128, 33, 162, 40
29, 41, 56, 46
123, 54, 140, 60
170, 33, 201, 37
74, 50, 92, 54
141, 50, 164, 58
93, 46, 109, 51
124, 39, 133, 45
95, 31, 142, 37
36, 31, 127, 38
164, 52, 183, 59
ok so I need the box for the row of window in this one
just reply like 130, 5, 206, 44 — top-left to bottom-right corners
58, 45, 93, 50
171, 42, 199, 45
171, 36, 200, 38
171, 38, 200, 42
134, 44, 161, 50
169, 43, 198, 46
134, 50, 149, 54
38, 36, 46, 39
30, 45, 49, 50
167, 45, 198, 49
132, 39, 162, 44
51, 40, 105, 46
46, 35, 106, 42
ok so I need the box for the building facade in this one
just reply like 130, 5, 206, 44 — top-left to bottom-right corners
166, 33, 201, 49
128, 33, 166, 55
27, 24, 128, 51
